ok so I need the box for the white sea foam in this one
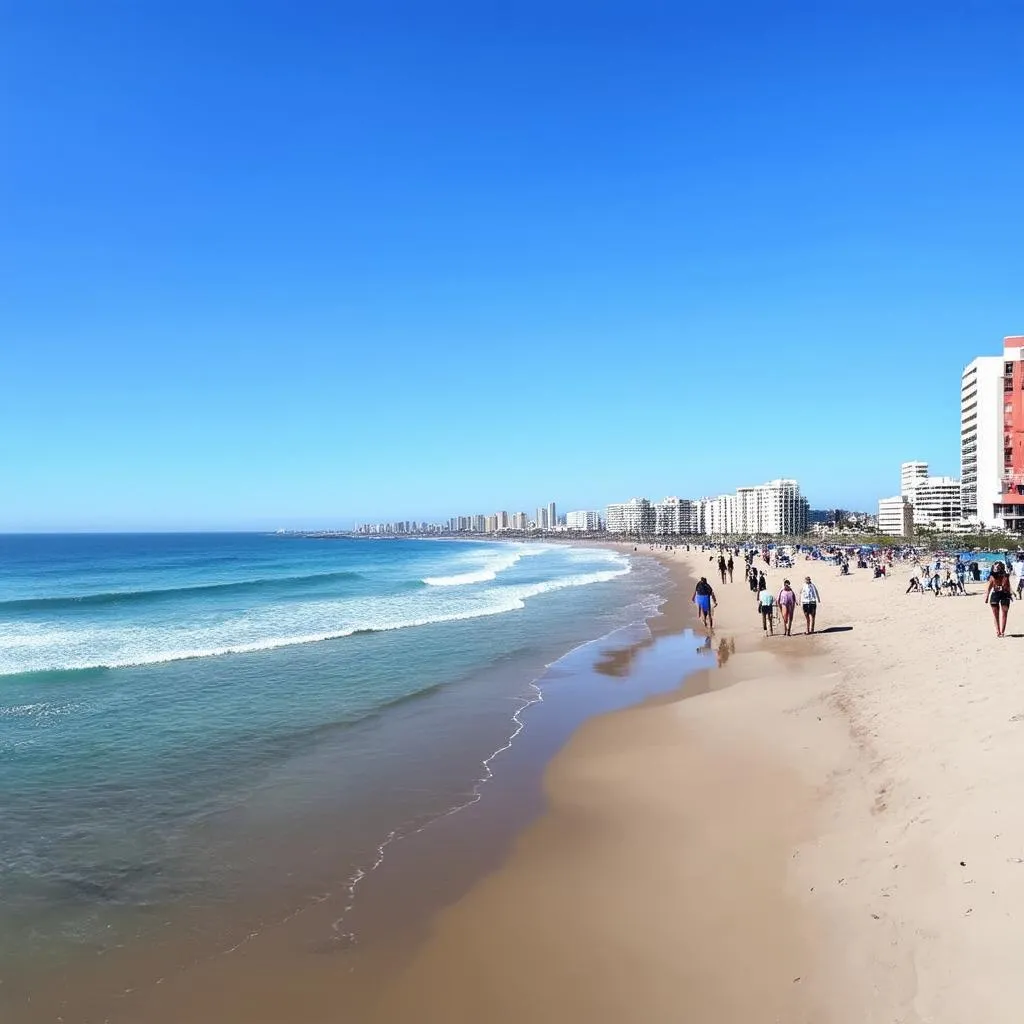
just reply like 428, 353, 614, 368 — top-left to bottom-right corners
0, 555, 632, 677
422, 547, 524, 586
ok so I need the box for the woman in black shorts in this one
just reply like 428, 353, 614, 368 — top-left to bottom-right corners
985, 561, 1012, 638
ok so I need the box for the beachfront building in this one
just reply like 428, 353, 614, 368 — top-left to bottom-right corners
653, 496, 695, 534
700, 494, 737, 535
900, 461, 929, 503
736, 479, 809, 535
912, 477, 962, 530
548, 502, 557, 529
606, 498, 655, 535
878, 496, 914, 537
535, 507, 548, 530
566, 510, 602, 531
690, 482, 807, 536
689, 500, 706, 535
892, 460, 963, 530
958, 354, 999, 528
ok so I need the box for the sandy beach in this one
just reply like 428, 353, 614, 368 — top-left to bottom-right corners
371, 543, 1024, 1023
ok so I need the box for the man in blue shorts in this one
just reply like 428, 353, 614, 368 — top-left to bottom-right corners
692, 576, 718, 631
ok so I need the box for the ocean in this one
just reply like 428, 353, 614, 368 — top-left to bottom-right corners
0, 533, 681, 1011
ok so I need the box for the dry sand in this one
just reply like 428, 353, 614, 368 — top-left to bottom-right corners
371, 545, 1024, 1023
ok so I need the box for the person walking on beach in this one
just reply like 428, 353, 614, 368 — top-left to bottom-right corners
727, 555, 734, 582
717, 555, 727, 585
800, 576, 821, 634
777, 579, 797, 636
757, 582, 775, 635
692, 577, 718, 631
985, 561, 1012, 638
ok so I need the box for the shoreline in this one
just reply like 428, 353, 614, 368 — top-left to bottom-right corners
369, 542, 850, 1021
372, 542, 1024, 1022
8, 545, 704, 1023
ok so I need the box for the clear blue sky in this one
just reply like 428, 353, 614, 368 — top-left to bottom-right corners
2, 1, 1021, 530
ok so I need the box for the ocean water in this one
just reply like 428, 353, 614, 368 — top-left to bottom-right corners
0, 534, 666, 984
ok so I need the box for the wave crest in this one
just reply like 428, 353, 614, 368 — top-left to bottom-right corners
0, 560, 631, 677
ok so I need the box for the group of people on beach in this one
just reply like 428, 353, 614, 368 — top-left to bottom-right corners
691, 545, 821, 637
755, 576, 821, 636
687, 540, 1024, 641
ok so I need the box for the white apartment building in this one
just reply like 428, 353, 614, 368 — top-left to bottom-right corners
878, 496, 914, 537
702, 493, 738, 535
548, 502, 557, 528
535, 507, 548, 530
912, 476, 962, 530
733, 479, 808, 535
566, 510, 602, 531
900, 461, 929, 502
607, 480, 806, 538
606, 498, 655, 534
961, 355, 1003, 526
893, 460, 963, 530
653, 496, 695, 534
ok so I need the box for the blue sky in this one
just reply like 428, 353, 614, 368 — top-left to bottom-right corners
2, 1, 1022, 530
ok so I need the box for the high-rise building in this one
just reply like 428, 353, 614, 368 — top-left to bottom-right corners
497, 511, 509, 531
900, 462, 929, 502
566, 510, 602, 530
535, 507, 548, 530
961, 352, 1005, 526
886, 461, 962, 531
605, 498, 655, 534
653, 497, 695, 534
548, 502, 557, 528
878, 496, 914, 537
712, 480, 806, 535
705, 493, 738, 535
912, 477, 962, 530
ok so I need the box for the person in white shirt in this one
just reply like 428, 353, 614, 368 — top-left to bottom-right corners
800, 576, 822, 634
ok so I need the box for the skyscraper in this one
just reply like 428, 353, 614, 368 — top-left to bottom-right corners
548, 502, 556, 528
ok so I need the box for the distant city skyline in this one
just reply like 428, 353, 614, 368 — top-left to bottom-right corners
2, 4, 1019, 531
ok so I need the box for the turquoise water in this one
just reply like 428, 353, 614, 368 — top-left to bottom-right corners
0, 534, 664, 974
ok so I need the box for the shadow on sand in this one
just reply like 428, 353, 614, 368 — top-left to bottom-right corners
818, 625, 854, 634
